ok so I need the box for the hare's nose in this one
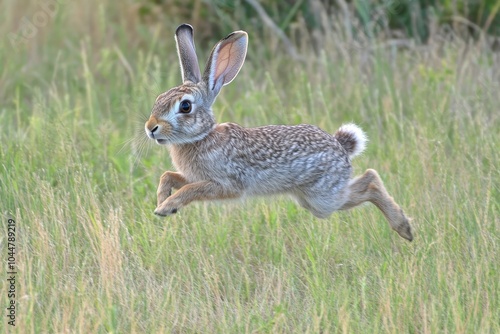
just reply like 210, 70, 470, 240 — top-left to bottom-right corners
145, 117, 160, 138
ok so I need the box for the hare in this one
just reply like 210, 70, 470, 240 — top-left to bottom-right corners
145, 24, 413, 241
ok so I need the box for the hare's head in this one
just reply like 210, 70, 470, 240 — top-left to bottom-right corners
145, 24, 248, 145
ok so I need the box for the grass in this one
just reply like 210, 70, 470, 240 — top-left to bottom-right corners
1, 1, 499, 333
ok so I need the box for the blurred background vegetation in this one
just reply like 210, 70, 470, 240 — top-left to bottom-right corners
5, 0, 500, 56
135, 0, 500, 44
3, 0, 499, 109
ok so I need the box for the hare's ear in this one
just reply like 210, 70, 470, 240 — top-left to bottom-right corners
175, 24, 202, 83
203, 31, 248, 97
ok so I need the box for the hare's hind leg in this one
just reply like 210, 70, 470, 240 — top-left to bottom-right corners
155, 180, 240, 216
340, 169, 413, 241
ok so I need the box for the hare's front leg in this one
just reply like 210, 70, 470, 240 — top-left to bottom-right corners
156, 171, 188, 207
155, 181, 240, 216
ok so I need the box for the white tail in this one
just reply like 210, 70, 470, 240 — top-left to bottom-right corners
334, 123, 368, 159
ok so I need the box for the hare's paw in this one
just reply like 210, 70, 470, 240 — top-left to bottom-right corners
395, 211, 413, 242
154, 200, 179, 216
156, 190, 171, 208
156, 179, 172, 207
154, 206, 178, 216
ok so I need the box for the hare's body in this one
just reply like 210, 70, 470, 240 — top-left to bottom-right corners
169, 123, 351, 214
145, 24, 414, 241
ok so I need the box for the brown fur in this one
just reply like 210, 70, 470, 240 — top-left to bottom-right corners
155, 179, 240, 216
156, 171, 189, 206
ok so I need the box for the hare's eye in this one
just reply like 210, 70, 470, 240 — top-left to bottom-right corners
179, 100, 192, 113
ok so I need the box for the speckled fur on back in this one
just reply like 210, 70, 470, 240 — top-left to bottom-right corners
144, 24, 414, 242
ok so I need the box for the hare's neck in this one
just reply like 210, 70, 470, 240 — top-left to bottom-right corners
169, 125, 222, 157
172, 123, 216, 146
168, 126, 224, 178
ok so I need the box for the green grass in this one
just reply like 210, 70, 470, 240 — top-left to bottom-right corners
1, 1, 499, 333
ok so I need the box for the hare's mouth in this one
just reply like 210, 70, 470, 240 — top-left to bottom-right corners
156, 139, 168, 145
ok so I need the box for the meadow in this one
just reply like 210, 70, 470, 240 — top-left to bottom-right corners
1, 1, 499, 333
